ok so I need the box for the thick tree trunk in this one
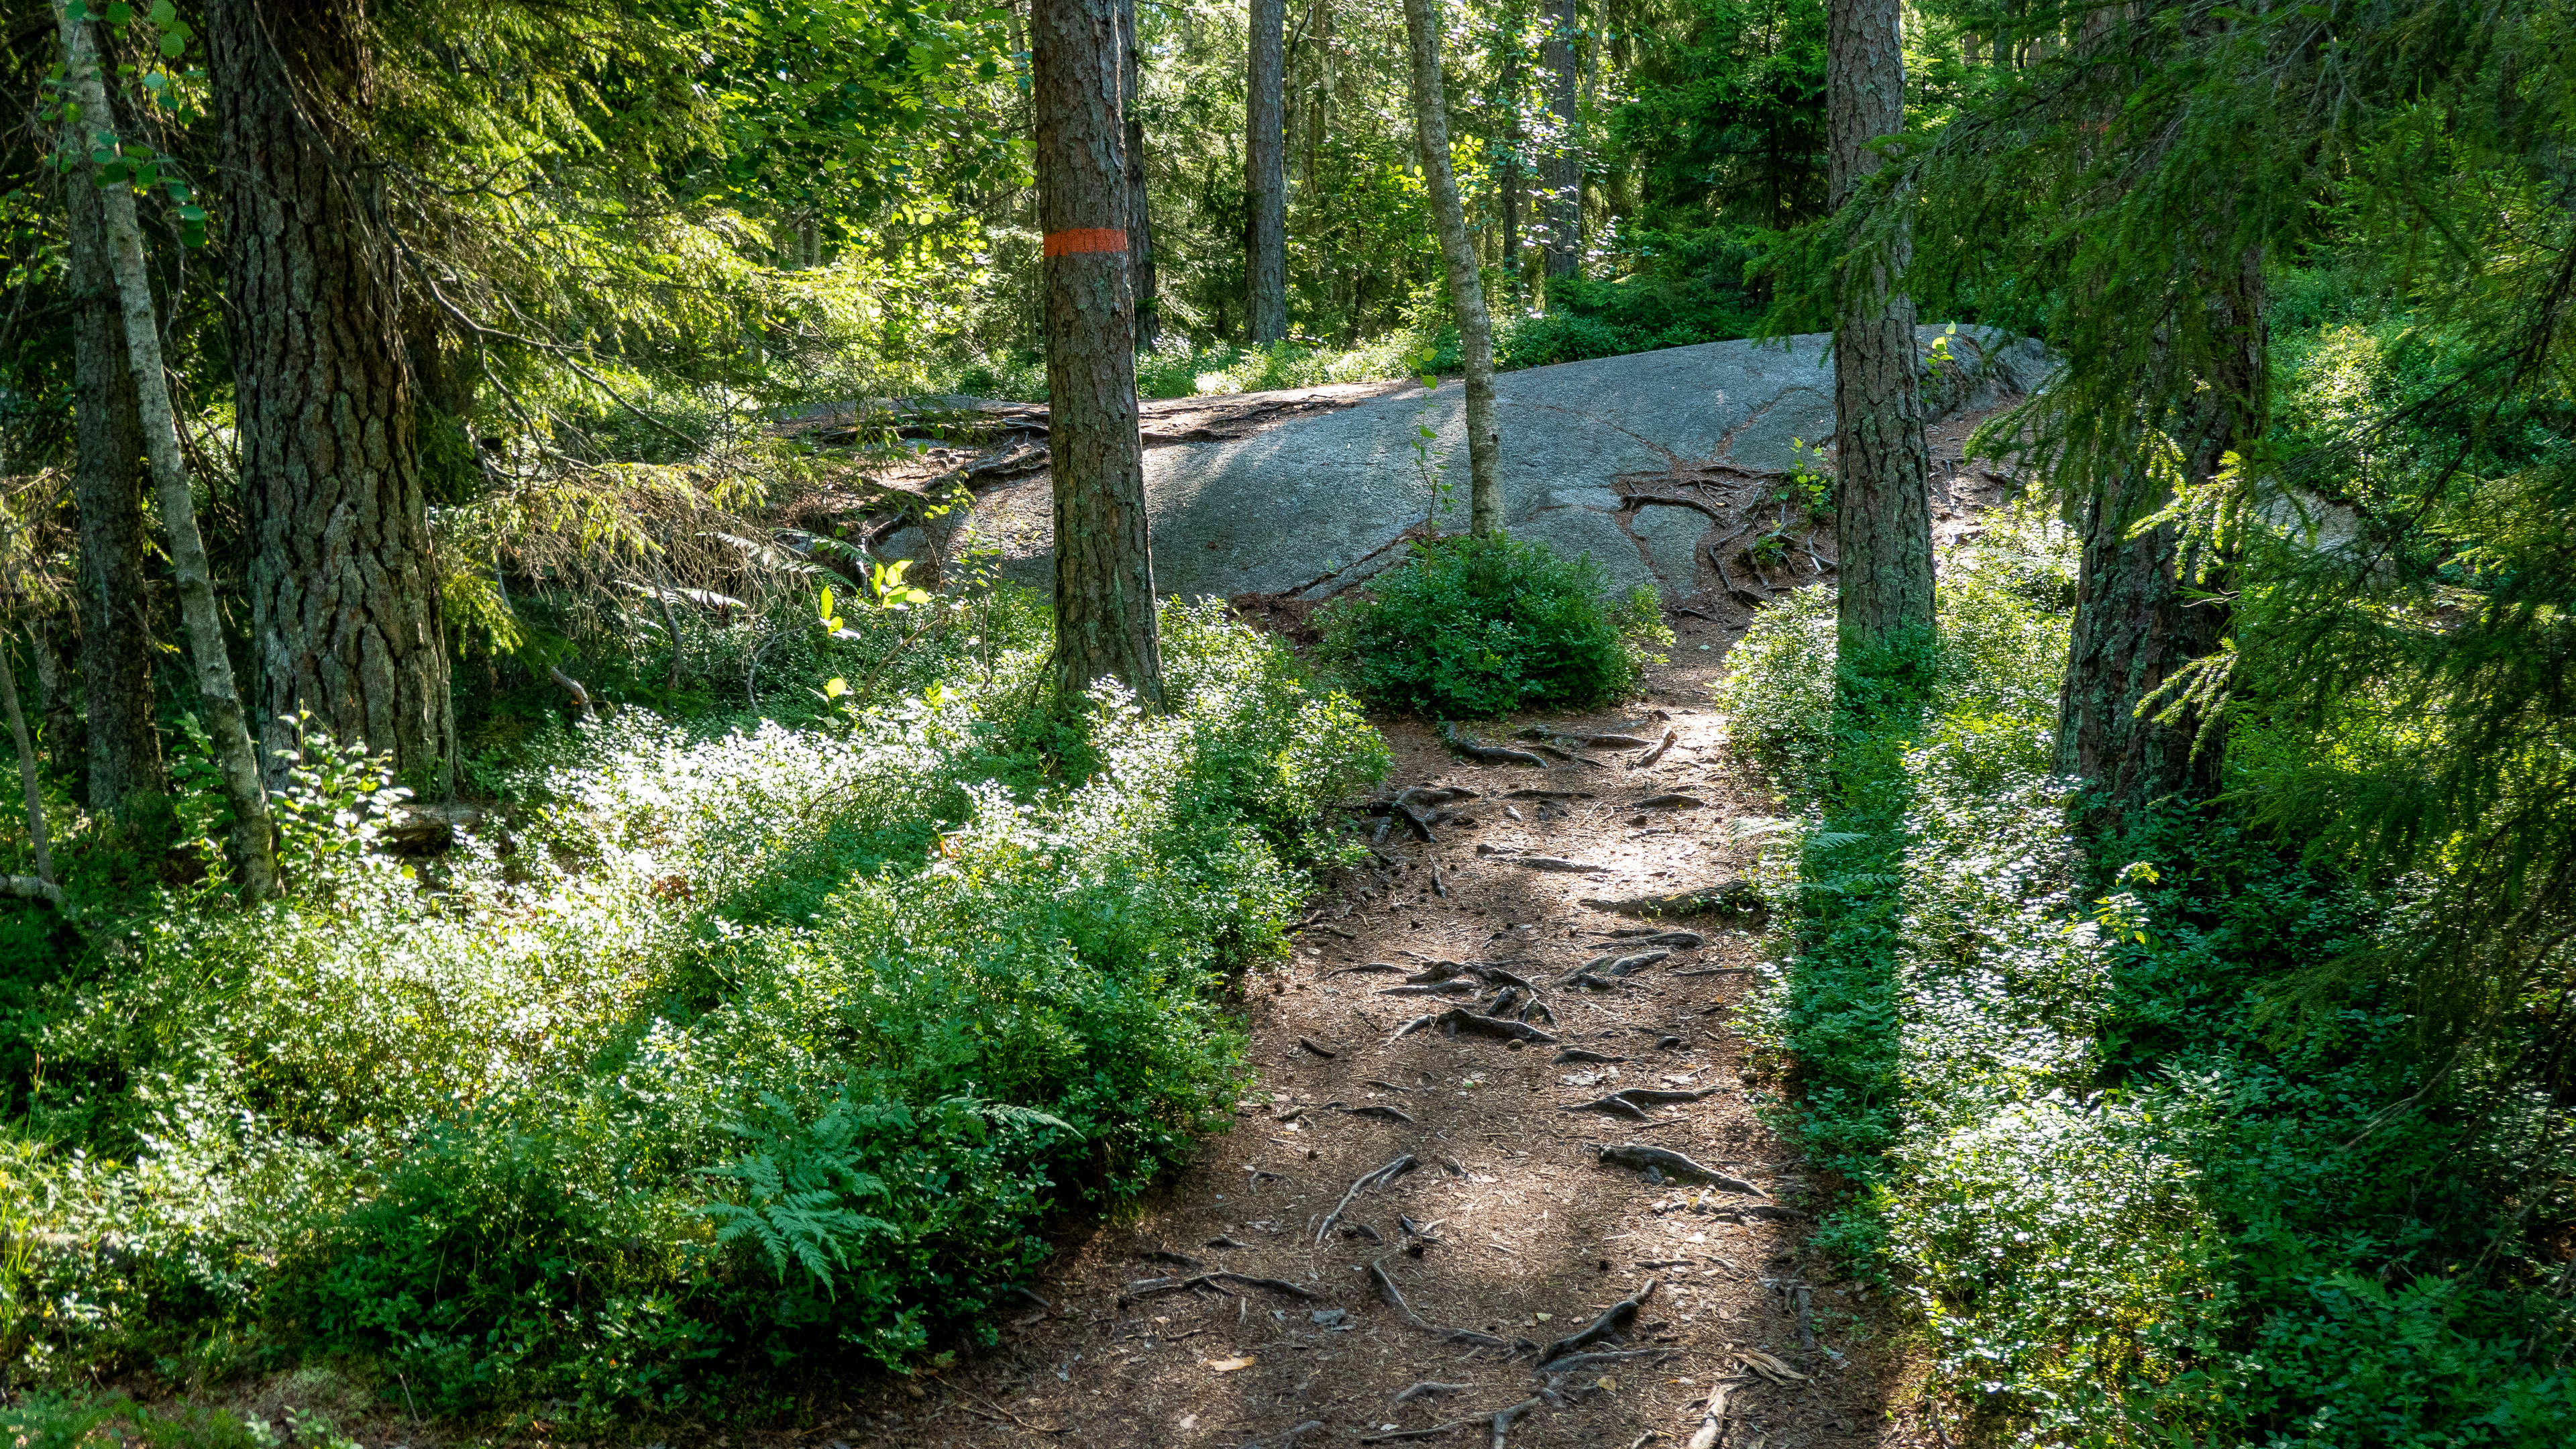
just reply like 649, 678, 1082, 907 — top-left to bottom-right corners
1826, 0, 1934, 648
1401, 0, 1502, 537
1120, 0, 1160, 354
1034, 0, 1165, 708
1540, 0, 1581, 280
2055, 251, 2261, 813
63, 170, 166, 818
1246, 0, 1289, 343
55, 2, 277, 898
210, 0, 454, 796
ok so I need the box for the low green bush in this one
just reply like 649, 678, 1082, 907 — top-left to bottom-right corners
1714, 510, 2575, 1446
0, 594, 1387, 1426
1317, 534, 1671, 718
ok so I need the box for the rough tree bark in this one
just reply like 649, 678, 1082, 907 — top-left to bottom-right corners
55, 2, 277, 898
1034, 0, 1165, 708
1825, 0, 1934, 649
209, 0, 455, 795
1540, 0, 1580, 280
1401, 0, 1502, 537
2055, 250, 2261, 813
1246, 0, 1289, 342
1120, 0, 1161, 354
63, 171, 165, 818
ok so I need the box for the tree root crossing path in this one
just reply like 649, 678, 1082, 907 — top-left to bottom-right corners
840, 655, 1934, 1449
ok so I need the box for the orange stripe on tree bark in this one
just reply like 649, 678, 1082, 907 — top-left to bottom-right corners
1043, 228, 1128, 256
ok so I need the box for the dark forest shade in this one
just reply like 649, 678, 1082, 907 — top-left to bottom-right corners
1034, 0, 1165, 707
2056, 252, 2261, 815
1121, 0, 1162, 354
211, 0, 455, 793
63, 176, 164, 818
1541, 0, 1581, 279
1823, 0, 1932, 647
1246, 0, 1289, 343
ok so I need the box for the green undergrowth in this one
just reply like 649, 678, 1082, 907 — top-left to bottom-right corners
1316, 533, 1671, 719
1714, 514, 2575, 1446
0, 595, 1387, 1429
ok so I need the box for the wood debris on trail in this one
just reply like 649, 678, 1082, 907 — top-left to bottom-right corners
824, 666, 1928, 1448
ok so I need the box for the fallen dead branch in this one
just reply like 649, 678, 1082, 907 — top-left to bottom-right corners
1631, 729, 1678, 769
1684, 1384, 1733, 1449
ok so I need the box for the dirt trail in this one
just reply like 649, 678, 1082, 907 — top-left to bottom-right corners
833, 641, 1934, 1449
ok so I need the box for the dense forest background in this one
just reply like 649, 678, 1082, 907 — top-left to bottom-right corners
0, 0, 2570, 1444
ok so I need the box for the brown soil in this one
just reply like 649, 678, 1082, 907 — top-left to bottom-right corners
822, 645, 1938, 1449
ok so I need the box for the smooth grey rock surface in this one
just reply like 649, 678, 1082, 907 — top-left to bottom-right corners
975, 325, 2037, 604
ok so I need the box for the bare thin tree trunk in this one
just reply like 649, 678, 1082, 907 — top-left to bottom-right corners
1246, 0, 1289, 342
1120, 0, 1161, 354
0, 633, 57, 902
1825, 0, 1934, 649
1034, 0, 1165, 708
1540, 0, 1581, 280
1498, 34, 1525, 299
1401, 0, 1502, 537
55, 2, 277, 899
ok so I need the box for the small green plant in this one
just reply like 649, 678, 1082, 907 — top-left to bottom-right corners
1318, 534, 1671, 718
1780, 437, 1834, 516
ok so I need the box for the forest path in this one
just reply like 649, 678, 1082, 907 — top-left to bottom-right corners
833, 645, 1937, 1449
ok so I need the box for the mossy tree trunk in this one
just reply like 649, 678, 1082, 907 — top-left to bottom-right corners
1825, 0, 1934, 649
1035, 0, 1165, 708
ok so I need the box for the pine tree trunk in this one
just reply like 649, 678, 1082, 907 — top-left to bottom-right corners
1246, 0, 1289, 343
1825, 0, 1934, 648
1401, 0, 1503, 537
63, 170, 166, 818
2055, 250, 2260, 813
1120, 0, 1161, 354
1541, 0, 1581, 280
54, 1, 276, 898
209, 0, 455, 796
1034, 0, 1165, 708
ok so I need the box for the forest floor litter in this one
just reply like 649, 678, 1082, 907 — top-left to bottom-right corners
818, 641, 1945, 1449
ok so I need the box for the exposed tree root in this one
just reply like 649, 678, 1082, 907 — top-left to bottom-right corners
1318, 1154, 1417, 1244
1537, 1279, 1660, 1364
1598, 1144, 1766, 1193
1389, 1008, 1558, 1044
1440, 722, 1552, 767
1579, 880, 1762, 917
